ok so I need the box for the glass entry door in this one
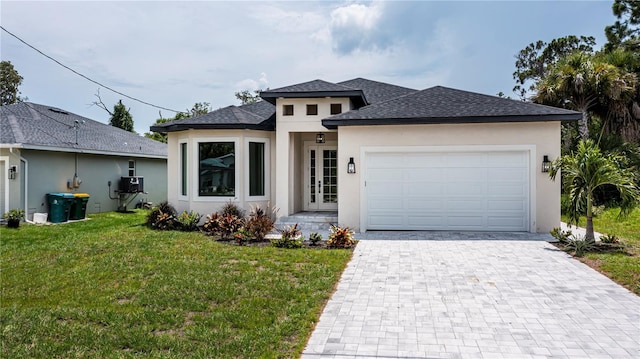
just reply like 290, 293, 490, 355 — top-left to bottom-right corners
305, 144, 338, 211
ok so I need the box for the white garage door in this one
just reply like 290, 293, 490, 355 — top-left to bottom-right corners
365, 151, 529, 231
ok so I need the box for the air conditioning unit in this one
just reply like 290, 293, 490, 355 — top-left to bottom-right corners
119, 176, 144, 193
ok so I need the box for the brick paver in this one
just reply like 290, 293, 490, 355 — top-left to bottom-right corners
301, 239, 640, 358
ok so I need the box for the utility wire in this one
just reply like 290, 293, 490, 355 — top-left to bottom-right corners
1, 25, 181, 113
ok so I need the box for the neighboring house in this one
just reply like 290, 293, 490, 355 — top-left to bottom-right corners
1, 102, 168, 221
151, 78, 580, 233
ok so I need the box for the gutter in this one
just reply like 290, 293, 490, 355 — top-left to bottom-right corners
0, 143, 166, 159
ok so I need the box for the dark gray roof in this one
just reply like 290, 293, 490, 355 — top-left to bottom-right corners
260, 79, 367, 106
151, 100, 275, 133
337, 78, 417, 104
1, 102, 167, 158
322, 86, 581, 129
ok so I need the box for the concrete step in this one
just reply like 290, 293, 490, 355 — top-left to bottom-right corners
275, 212, 338, 231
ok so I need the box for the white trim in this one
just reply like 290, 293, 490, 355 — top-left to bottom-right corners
0, 143, 166, 159
244, 137, 270, 201
359, 144, 536, 233
193, 137, 240, 202
303, 141, 338, 211
0, 156, 9, 215
178, 140, 189, 201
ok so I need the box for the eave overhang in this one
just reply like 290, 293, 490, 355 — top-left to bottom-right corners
260, 90, 368, 107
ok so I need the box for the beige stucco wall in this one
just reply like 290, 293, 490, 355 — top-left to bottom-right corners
337, 121, 562, 233
167, 129, 275, 217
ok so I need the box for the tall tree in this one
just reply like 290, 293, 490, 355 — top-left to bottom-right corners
512, 36, 595, 100
534, 51, 636, 141
0, 60, 24, 105
549, 139, 640, 241
110, 100, 134, 132
604, 0, 640, 51
144, 102, 212, 143
234, 89, 262, 105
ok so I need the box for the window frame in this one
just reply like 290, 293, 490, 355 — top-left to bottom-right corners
193, 137, 240, 201
179, 140, 188, 199
283, 104, 294, 116
128, 160, 136, 177
245, 137, 270, 200
306, 104, 318, 116
330, 103, 343, 115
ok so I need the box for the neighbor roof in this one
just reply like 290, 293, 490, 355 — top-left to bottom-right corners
150, 100, 275, 133
260, 79, 368, 107
322, 86, 582, 129
1, 102, 166, 158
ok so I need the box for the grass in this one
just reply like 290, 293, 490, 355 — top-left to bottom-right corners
562, 207, 640, 296
0, 211, 353, 358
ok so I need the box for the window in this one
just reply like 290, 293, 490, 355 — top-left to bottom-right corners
249, 142, 265, 196
180, 142, 187, 196
128, 160, 135, 176
283, 104, 294, 116
306, 104, 318, 115
199, 142, 235, 196
330, 103, 342, 115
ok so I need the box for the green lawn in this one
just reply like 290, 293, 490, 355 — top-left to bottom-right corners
562, 207, 640, 295
0, 211, 353, 358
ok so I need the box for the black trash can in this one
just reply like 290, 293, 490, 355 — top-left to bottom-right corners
47, 193, 74, 223
70, 193, 90, 220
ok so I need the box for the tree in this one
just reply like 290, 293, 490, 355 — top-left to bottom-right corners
110, 100, 134, 132
534, 51, 636, 141
549, 139, 640, 241
144, 102, 212, 143
0, 60, 24, 105
604, 0, 640, 51
234, 89, 262, 105
512, 36, 595, 100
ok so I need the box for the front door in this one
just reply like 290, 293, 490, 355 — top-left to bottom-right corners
304, 143, 338, 211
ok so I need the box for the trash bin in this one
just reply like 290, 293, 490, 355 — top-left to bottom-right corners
70, 193, 90, 220
47, 193, 74, 223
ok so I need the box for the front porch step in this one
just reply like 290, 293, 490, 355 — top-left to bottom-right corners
274, 212, 338, 231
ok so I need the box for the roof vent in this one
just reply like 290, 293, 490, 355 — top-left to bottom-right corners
48, 108, 69, 115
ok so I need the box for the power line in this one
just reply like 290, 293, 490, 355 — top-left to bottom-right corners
1, 25, 181, 113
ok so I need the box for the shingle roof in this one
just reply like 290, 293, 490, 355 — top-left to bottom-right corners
337, 78, 417, 104
260, 79, 368, 106
150, 100, 275, 132
1, 102, 167, 157
322, 86, 581, 128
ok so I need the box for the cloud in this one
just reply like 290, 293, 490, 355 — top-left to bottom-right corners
328, 2, 386, 54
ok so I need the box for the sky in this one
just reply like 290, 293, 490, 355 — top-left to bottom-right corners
1, 1, 615, 135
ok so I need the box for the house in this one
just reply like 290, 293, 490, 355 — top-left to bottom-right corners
151, 78, 580, 233
1, 102, 168, 221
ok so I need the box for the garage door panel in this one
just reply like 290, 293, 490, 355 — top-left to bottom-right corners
365, 150, 529, 232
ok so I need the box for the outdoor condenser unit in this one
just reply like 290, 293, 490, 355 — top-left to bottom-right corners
119, 176, 144, 193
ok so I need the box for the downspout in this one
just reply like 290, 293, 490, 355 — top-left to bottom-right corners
9, 147, 30, 223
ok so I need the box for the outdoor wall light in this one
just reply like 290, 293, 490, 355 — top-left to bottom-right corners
347, 157, 356, 174
541, 155, 551, 173
8, 165, 17, 180
315, 132, 325, 144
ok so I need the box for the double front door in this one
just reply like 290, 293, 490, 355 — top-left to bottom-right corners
304, 143, 338, 211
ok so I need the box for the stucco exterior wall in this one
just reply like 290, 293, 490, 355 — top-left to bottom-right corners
337, 121, 562, 233
0, 148, 167, 220
167, 129, 275, 217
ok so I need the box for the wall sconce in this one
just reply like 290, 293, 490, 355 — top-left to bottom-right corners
8, 165, 17, 180
315, 132, 325, 144
347, 157, 356, 174
541, 155, 551, 173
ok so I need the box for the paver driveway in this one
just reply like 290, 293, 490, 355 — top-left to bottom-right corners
302, 239, 640, 359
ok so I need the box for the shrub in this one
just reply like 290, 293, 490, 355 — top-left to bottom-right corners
218, 214, 244, 240
309, 232, 322, 246
146, 201, 177, 230
550, 227, 572, 243
245, 204, 276, 241
234, 227, 252, 246
272, 224, 303, 249
220, 201, 245, 218
566, 236, 596, 257
202, 213, 221, 236
328, 225, 356, 249
600, 233, 620, 244
176, 210, 202, 232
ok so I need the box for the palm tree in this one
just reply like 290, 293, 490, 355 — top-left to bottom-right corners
549, 139, 640, 241
535, 51, 636, 141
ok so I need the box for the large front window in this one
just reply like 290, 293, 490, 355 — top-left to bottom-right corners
199, 142, 235, 196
